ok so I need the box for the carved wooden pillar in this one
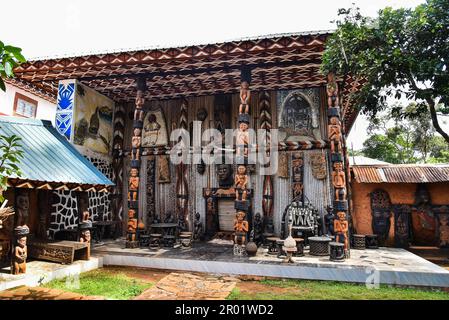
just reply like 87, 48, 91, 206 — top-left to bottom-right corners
112, 103, 125, 236
259, 91, 273, 233
176, 98, 189, 231
291, 152, 304, 202
233, 67, 251, 251
126, 77, 146, 248
327, 73, 350, 256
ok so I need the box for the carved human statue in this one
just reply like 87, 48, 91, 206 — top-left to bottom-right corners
332, 162, 346, 201
328, 117, 342, 154
324, 205, 335, 236
233, 211, 249, 245
326, 73, 339, 107
128, 168, 139, 201
131, 128, 142, 160
127, 209, 137, 241
239, 81, 250, 114
234, 165, 248, 201
16, 192, 29, 227
14, 235, 27, 275
216, 164, 234, 188
193, 212, 203, 241
236, 121, 249, 158
334, 211, 349, 250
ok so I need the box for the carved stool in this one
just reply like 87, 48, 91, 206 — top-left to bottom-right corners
163, 235, 176, 247
149, 233, 162, 249
266, 237, 279, 255
329, 242, 345, 262
309, 236, 331, 256
179, 232, 193, 248
276, 240, 285, 258
139, 235, 150, 247
125, 240, 139, 249
365, 234, 379, 249
262, 233, 275, 248
352, 234, 366, 250
293, 238, 305, 257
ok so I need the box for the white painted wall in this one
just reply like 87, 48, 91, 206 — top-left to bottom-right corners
0, 83, 56, 124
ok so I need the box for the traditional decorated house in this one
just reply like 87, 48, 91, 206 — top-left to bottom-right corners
9, 31, 362, 253
0, 116, 113, 267
351, 164, 449, 248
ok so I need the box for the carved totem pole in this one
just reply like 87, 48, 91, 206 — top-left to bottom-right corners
233, 67, 251, 255
176, 99, 189, 231
126, 77, 146, 248
259, 91, 273, 234
327, 73, 350, 257
112, 103, 126, 237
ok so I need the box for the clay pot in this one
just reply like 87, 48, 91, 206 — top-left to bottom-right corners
246, 241, 258, 256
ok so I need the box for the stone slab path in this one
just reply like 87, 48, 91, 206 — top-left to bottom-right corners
134, 272, 237, 300
0, 286, 104, 300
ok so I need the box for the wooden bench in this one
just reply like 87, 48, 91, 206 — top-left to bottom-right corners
28, 240, 89, 264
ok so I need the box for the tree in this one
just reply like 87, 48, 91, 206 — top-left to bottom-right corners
0, 41, 26, 91
361, 105, 449, 164
321, 0, 449, 144
0, 135, 24, 202
0, 41, 26, 201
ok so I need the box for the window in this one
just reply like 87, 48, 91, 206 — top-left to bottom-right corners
14, 93, 38, 118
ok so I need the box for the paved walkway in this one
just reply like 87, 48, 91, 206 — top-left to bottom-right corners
134, 272, 237, 300
0, 286, 103, 300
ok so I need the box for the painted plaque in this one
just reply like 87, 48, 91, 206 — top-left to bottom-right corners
73, 83, 114, 154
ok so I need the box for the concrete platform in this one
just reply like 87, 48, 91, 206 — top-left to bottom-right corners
93, 239, 449, 288
0, 257, 102, 291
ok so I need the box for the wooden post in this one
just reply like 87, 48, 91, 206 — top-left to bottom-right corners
259, 91, 274, 233
112, 103, 126, 237
176, 98, 189, 231
126, 77, 146, 248
326, 73, 350, 257
233, 67, 252, 253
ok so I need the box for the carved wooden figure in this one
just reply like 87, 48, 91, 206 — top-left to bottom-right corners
131, 128, 142, 160
127, 209, 138, 242
236, 121, 249, 157
326, 73, 339, 107
13, 235, 27, 275
239, 81, 250, 114
328, 117, 342, 154
332, 162, 347, 201
334, 211, 349, 251
234, 165, 248, 201
234, 211, 249, 245
128, 168, 139, 201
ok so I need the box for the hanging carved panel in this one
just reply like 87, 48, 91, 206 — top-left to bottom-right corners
310, 153, 327, 180
370, 189, 392, 246
392, 205, 411, 248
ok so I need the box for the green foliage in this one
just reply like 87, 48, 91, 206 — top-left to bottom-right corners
361, 105, 448, 164
0, 41, 26, 91
0, 134, 24, 202
321, 0, 449, 143
43, 269, 153, 300
227, 279, 449, 300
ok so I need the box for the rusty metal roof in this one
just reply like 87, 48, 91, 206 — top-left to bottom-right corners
352, 164, 449, 183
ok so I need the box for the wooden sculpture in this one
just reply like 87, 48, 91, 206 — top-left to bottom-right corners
234, 165, 248, 201
328, 117, 342, 154
131, 128, 142, 160
239, 81, 250, 114
334, 211, 349, 250
233, 211, 249, 245
332, 162, 347, 201
127, 209, 138, 242
13, 236, 27, 275
128, 168, 139, 201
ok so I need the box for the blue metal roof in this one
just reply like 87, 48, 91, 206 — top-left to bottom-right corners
0, 116, 113, 187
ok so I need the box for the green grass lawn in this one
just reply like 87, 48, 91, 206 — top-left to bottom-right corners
42, 269, 153, 300
227, 279, 449, 300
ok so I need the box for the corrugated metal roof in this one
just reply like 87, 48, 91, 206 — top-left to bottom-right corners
352, 164, 449, 184
0, 116, 113, 186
